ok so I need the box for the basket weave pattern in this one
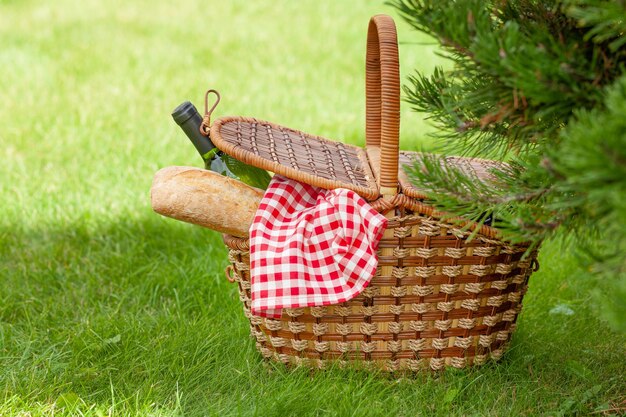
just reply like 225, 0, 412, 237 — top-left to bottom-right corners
217, 15, 539, 371
211, 117, 378, 200
224, 212, 535, 371
398, 151, 506, 200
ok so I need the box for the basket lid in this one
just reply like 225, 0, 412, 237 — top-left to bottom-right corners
398, 151, 508, 199
208, 15, 400, 201
210, 116, 380, 200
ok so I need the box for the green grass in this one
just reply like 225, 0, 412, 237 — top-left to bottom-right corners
1, 0, 625, 416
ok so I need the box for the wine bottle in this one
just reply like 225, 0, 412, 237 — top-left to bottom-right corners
171, 101, 272, 189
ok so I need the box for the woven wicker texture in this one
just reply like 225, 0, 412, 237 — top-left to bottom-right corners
223, 210, 536, 371
219, 15, 540, 371
365, 14, 400, 193
210, 117, 379, 200
399, 152, 507, 200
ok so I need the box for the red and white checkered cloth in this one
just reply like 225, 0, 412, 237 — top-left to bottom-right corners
249, 175, 387, 318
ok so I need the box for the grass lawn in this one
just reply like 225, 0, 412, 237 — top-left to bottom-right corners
1, 0, 625, 415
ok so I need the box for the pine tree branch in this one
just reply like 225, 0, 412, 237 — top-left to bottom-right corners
392, 0, 626, 333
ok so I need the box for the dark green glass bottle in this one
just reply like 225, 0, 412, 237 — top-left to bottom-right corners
172, 101, 271, 189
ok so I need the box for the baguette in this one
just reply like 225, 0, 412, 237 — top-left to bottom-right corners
151, 166, 263, 237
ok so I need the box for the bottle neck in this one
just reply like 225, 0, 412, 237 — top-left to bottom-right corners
172, 101, 216, 157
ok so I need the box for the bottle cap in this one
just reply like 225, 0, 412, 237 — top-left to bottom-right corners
171, 101, 199, 126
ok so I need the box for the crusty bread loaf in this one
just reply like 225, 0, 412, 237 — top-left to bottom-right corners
151, 166, 263, 237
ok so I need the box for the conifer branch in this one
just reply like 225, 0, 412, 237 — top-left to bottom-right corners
392, 0, 626, 332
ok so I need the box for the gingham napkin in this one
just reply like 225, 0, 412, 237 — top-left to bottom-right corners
249, 175, 387, 318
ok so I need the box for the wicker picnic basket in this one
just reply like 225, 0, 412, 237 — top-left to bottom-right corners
211, 15, 539, 371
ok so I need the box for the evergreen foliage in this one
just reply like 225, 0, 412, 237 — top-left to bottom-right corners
390, 0, 626, 332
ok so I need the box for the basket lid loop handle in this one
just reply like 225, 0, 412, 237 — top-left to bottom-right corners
200, 89, 221, 135
366, 15, 400, 196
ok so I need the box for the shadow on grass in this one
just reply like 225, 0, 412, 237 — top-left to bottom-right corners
0, 215, 259, 413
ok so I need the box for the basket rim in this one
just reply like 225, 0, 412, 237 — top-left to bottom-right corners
224, 200, 519, 249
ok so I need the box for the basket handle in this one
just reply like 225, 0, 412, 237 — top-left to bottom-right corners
366, 14, 400, 197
